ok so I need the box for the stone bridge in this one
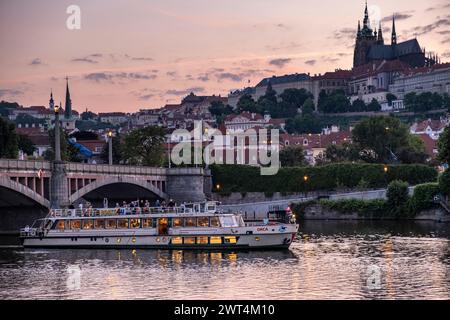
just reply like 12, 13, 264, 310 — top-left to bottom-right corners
0, 159, 212, 209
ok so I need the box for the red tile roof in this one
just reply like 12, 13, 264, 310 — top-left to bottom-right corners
417, 134, 438, 158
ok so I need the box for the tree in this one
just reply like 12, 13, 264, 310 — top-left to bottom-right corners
318, 90, 350, 113
17, 134, 35, 155
318, 142, 360, 164
0, 117, 18, 158
285, 114, 322, 134
0, 101, 20, 117
386, 93, 397, 106
367, 98, 381, 112
70, 131, 99, 141
100, 136, 122, 164
386, 180, 410, 215
236, 94, 258, 114
280, 88, 313, 109
301, 98, 315, 115
351, 99, 366, 112
208, 101, 233, 118
122, 126, 166, 166
44, 127, 82, 162
352, 116, 410, 163
257, 82, 278, 115
439, 170, 450, 196
438, 125, 450, 164
397, 135, 427, 164
279, 146, 306, 167
80, 111, 97, 121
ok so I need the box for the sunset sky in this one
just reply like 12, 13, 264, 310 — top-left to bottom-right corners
0, 0, 449, 113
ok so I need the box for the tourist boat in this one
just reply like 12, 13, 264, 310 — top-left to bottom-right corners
19, 202, 298, 250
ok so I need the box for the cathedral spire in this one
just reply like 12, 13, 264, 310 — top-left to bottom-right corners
391, 14, 397, 45
64, 76, 72, 119
363, 1, 369, 28
378, 22, 384, 44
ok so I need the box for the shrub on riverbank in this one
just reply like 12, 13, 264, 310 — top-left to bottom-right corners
409, 183, 441, 213
439, 170, 450, 196
211, 163, 437, 193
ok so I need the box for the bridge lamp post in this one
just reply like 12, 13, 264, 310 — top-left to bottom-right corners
108, 131, 113, 165
54, 105, 61, 162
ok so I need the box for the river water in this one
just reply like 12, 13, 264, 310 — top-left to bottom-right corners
0, 220, 449, 300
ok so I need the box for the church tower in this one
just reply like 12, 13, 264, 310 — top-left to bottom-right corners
353, 1, 377, 67
49, 90, 54, 111
64, 77, 72, 119
377, 22, 384, 44
391, 15, 397, 45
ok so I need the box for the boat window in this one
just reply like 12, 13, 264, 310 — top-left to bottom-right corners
210, 217, 220, 227
106, 219, 117, 229
207, 204, 216, 212
142, 219, 153, 228
210, 236, 222, 244
183, 237, 196, 245
117, 219, 129, 229
70, 220, 81, 230
197, 217, 209, 227
224, 236, 237, 244
83, 220, 94, 230
172, 218, 183, 228
185, 217, 196, 227
171, 236, 183, 245
94, 219, 105, 229
130, 219, 141, 229
220, 216, 238, 227
197, 236, 208, 244
55, 220, 65, 230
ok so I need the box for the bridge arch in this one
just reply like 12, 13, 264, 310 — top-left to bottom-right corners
69, 175, 168, 205
0, 176, 50, 208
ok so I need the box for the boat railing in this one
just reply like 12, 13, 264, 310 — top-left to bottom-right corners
47, 206, 217, 218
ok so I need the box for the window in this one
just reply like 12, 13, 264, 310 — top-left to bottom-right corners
224, 236, 237, 244
210, 217, 220, 227
185, 217, 196, 227
172, 218, 183, 228
106, 219, 116, 229
70, 220, 81, 230
197, 236, 208, 244
183, 237, 196, 245
55, 220, 65, 230
220, 216, 237, 227
142, 219, 153, 228
83, 220, 94, 230
130, 219, 141, 229
172, 236, 183, 245
210, 236, 222, 244
117, 219, 129, 229
94, 219, 105, 229
197, 217, 209, 227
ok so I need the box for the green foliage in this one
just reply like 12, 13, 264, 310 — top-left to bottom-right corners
80, 111, 97, 121
350, 99, 366, 112
318, 90, 351, 113
100, 136, 122, 164
122, 126, 166, 166
439, 170, 450, 196
404, 92, 445, 113
236, 94, 259, 114
285, 114, 322, 134
17, 134, 35, 155
0, 117, 18, 158
0, 101, 20, 117
211, 164, 437, 193
279, 146, 306, 167
386, 180, 410, 211
70, 131, 99, 141
208, 101, 233, 118
437, 125, 450, 164
367, 98, 381, 112
409, 183, 440, 213
44, 127, 82, 162
386, 93, 398, 106
301, 98, 315, 115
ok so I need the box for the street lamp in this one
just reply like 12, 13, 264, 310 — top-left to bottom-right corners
384, 165, 388, 173
216, 184, 221, 191
108, 130, 113, 165
54, 105, 61, 161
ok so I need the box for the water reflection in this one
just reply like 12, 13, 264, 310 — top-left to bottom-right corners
0, 221, 449, 300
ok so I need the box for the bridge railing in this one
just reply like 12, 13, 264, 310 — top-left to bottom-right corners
0, 159, 51, 171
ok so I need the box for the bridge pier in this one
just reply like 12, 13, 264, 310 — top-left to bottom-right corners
166, 168, 210, 203
50, 161, 69, 209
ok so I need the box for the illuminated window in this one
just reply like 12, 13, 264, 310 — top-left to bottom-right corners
224, 236, 237, 244
83, 220, 94, 230
55, 220, 65, 230
172, 218, 183, 228
210, 236, 222, 244
70, 220, 81, 230
255, 237, 261, 241
197, 236, 208, 244
197, 217, 209, 227
185, 218, 196, 227
183, 237, 196, 245
130, 219, 141, 229
171, 236, 183, 245
94, 219, 105, 229
210, 217, 220, 227
142, 219, 153, 228
106, 219, 116, 229
117, 219, 129, 229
